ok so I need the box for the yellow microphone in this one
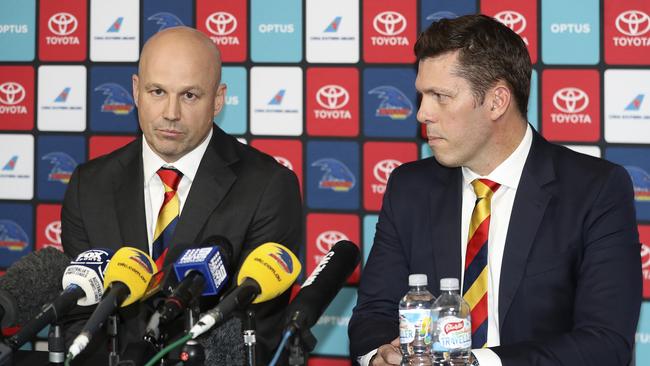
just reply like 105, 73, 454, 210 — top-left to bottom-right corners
190, 242, 300, 338
67, 247, 157, 360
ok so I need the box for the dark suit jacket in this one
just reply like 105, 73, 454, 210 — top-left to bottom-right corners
61, 126, 302, 364
349, 130, 641, 366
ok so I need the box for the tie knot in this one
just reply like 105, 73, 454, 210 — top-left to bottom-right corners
471, 178, 500, 199
157, 167, 183, 191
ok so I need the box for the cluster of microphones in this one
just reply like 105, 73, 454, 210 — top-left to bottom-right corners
0, 237, 360, 366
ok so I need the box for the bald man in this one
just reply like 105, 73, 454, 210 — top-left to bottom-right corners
61, 27, 302, 363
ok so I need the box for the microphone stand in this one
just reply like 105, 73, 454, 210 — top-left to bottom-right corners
177, 301, 205, 366
107, 314, 120, 366
0, 342, 11, 366
243, 310, 256, 366
48, 323, 65, 364
287, 324, 316, 366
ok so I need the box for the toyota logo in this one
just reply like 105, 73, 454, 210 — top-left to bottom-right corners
494, 10, 527, 34
48, 12, 78, 36
206, 12, 237, 36
315, 230, 349, 254
316, 85, 349, 110
552, 87, 589, 114
0, 82, 26, 105
642, 243, 650, 269
45, 221, 62, 245
615, 10, 650, 36
274, 156, 294, 170
373, 159, 402, 184
373, 11, 407, 36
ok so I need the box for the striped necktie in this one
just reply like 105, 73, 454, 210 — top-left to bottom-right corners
152, 167, 183, 268
462, 178, 500, 349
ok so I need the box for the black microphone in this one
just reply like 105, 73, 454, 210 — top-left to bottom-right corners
0, 247, 71, 328
284, 240, 360, 337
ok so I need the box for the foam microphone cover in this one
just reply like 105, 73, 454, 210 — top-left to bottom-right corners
0, 247, 70, 327
196, 316, 245, 366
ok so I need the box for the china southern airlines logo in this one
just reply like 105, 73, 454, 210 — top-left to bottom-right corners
94, 83, 135, 115
268, 89, 285, 105
624, 165, 650, 201
54, 87, 70, 103
324, 17, 341, 33
107, 17, 123, 33
311, 158, 356, 192
2, 156, 18, 171
0, 220, 29, 251
147, 12, 184, 32
269, 245, 294, 274
625, 94, 645, 111
42, 152, 77, 184
369, 86, 413, 120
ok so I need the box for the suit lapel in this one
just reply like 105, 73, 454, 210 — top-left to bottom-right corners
430, 166, 463, 283
498, 132, 555, 329
114, 138, 149, 253
171, 128, 238, 247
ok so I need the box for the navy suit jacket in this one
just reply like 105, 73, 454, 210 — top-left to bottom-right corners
349, 130, 641, 365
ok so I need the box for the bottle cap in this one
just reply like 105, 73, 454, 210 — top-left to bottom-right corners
440, 278, 459, 291
408, 274, 427, 286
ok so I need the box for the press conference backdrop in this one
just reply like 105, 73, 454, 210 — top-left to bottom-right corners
0, 0, 649, 364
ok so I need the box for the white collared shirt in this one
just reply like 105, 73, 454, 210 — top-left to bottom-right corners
142, 128, 213, 256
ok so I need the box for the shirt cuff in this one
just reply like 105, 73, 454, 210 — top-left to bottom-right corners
472, 348, 503, 366
358, 348, 378, 366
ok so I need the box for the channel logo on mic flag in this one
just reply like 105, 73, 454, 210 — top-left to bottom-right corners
542, 69, 600, 142
307, 67, 359, 137
39, 0, 87, 61
604, 1, 650, 65
364, 142, 418, 211
363, 68, 418, 138
482, 0, 538, 63
606, 147, 650, 221
89, 66, 138, 132
306, 213, 360, 284
143, 0, 192, 44
197, 0, 246, 62
36, 204, 62, 252
363, 0, 416, 63
639, 225, 650, 299
250, 139, 303, 193
0, 203, 32, 267
0, 66, 34, 131
306, 141, 359, 210
420, 0, 476, 31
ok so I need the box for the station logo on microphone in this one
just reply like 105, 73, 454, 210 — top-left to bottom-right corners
307, 67, 359, 137
482, 0, 538, 63
306, 213, 360, 284
0, 66, 34, 130
0, 203, 32, 267
605, 1, 650, 64
90, 66, 138, 132
143, 0, 192, 44
363, 0, 416, 63
36, 204, 62, 252
197, 0, 247, 62
306, 141, 359, 210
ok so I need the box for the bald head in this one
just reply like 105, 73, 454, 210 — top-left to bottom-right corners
139, 26, 222, 87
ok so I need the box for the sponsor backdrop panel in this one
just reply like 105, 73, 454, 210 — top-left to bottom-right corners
0, 1, 649, 364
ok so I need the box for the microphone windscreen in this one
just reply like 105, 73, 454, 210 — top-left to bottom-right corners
0, 247, 70, 326
102, 247, 157, 306
237, 242, 301, 303
196, 316, 245, 366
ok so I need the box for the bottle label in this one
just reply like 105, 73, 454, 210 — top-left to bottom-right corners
399, 309, 433, 345
435, 316, 471, 351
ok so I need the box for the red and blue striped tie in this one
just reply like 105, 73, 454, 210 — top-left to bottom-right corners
152, 167, 182, 269
463, 178, 500, 348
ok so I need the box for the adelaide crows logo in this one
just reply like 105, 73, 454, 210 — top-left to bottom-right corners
268, 245, 294, 274
368, 86, 413, 120
130, 250, 154, 274
42, 152, 77, 184
624, 165, 650, 201
311, 158, 356, 192
94, 83, 135, 115
147, 12, 184, 32
0, 220, 29, 251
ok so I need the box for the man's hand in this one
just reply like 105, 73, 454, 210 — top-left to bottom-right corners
370, 337, 403, 365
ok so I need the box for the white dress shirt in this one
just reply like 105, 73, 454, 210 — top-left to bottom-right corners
359, 125, 532, 366
142, 129, 212, 256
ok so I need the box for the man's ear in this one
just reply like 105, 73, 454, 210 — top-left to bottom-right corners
132, 74, 140, 108
488, 82, 511, 120
213, 83, 227, 117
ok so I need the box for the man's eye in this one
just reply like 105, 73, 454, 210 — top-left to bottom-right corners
184, 92, 197, 100
151, 89, 164, 96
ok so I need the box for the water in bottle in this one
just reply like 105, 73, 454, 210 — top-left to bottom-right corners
431, 278, 471, 365
399, 274, 435, 366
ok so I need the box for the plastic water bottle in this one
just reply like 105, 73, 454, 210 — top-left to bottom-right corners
399, 274, 435, 365
432, 278, 471, 365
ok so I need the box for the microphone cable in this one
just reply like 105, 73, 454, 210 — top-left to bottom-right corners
267, 329, 292, 366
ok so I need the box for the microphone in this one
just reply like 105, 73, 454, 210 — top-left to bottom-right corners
189, 242, 301, 339
7, 248, 114, 349
283, 241, 360, 338
67, 247, 157, 360
0, 247, 70, 328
